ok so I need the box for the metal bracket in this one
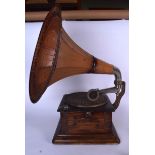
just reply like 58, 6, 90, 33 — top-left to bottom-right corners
87, 66, 125, 110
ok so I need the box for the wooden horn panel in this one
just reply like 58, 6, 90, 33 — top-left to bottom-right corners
29, 6, 114, 103
49, 29, 114, 85
29, 6, 61, 103
49, 29, 93, 85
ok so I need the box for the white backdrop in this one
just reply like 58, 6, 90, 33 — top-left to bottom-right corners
25, 20, 129, 155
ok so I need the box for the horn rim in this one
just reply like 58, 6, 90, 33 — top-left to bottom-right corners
29, 6, 61, 103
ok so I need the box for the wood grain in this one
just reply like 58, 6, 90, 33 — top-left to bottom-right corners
52, 112, 120, 144
25, 10, 129, 21
29, 6, 115, 103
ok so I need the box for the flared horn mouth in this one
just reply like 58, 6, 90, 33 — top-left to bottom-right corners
29, 5, 123, 104
29, 6, 62, 103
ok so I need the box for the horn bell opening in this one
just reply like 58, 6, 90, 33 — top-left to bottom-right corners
29, 6, 62, 103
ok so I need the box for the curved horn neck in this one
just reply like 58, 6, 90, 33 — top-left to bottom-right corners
48, 28, 115, 86
89, 57, 114, 75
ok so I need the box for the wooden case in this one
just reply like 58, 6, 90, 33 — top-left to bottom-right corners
52, 94, 120, 144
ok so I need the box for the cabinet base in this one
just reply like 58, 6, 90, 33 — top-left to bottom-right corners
52, 120, 120, 144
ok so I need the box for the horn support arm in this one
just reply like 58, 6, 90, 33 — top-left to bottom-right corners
87, 57, 125, 110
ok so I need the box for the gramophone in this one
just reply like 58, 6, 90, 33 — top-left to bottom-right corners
29, 6, 125, 144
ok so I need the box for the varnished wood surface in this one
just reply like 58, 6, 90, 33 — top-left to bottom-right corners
29, 6, 61, 103
62, 112, 112, 134
52, 94, 120, 144
52, 116, 120, 144
28, 5, 125, 145
29, 6, 115, 103
26, 10, 129, 21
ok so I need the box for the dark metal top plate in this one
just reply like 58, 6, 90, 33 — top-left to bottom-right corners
58, 92, 115, 112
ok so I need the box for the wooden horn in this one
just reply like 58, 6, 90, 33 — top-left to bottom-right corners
29, 6, 125, 107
